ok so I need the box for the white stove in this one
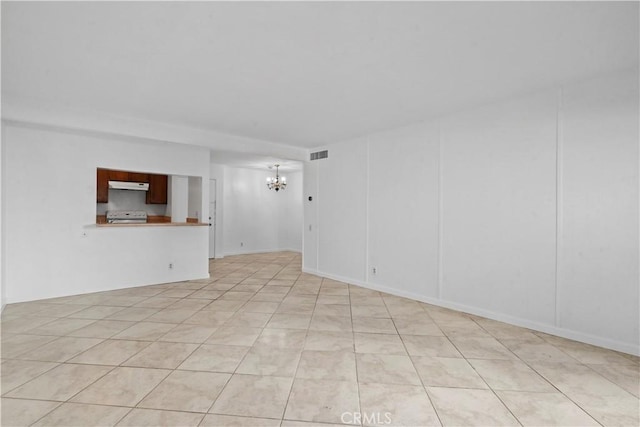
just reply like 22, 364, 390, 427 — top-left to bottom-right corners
106, 210, 148, 224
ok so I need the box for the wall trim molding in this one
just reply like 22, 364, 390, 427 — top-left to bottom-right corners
302, 267, 639, 356
222, 248, 302, 257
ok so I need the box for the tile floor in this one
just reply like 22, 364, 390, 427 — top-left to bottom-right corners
1, 251, 638, 426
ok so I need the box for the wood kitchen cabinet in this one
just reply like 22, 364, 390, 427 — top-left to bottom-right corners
96, 168, 109, 203
96, 168, 166, 204
146, 174, 168, 204
108, 170, 130, 181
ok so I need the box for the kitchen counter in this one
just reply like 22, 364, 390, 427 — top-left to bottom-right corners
96, 222, 208, 227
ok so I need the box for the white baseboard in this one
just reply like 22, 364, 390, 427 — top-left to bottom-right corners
221, 248, 302, 257
302, 267, 639, 356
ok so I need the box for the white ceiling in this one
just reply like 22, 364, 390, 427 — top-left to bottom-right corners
210, 150, 302, 172
2, 1, 638, 148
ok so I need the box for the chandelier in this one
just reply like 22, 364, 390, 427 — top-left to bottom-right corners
266, 164, 287, 191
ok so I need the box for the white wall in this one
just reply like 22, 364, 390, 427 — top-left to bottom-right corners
0, 121, 5, 311
304, 69, 639, 355
209, 164, 225, 258
221, 166, 302, 256
278, 170, 303, 252
188, 176, 202, 220
559, 70, 639, 349
3, 123, 211, 303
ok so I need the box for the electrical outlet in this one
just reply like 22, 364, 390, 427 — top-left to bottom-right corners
169, 263, 174, 269
240, 242, 244, 247
372, 267, 377, 275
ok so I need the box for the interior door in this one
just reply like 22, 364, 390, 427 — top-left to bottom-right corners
209, 179, 217, 259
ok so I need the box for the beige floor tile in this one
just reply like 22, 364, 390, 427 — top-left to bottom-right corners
353, 317, 397, 334
183, 310, 235, 327
32, 402, 130, 427
449, 337, 518, 360
500, 339, 577, 363
1, 398, 60, 426
309, 315, 353, 332
356, 353, 421, 385
210, 374, 293, 419
497, 391, 599, 426
134, 297, 180, 309
316, 295, 349, 305
220, 291, 254, 301
284, 378, 359, 424
166, 298, 211, 310
351, 304, 390, 319
532, 361, 640, 425
206, 326, 262, 346
427, 387, 519, 426
401, 335, 461, 357
277, 302, 315, 315
240, 301, 280, 313
33, 304, 90, 318
296, 350, 356, 381
203, 300, 246, 311
158, 289, 197, 298
359, 382, 441, 426
6, 363, 113, 401
413, 356, 487, 389
1, 360, 58, 393
17, 336, 104, 362
281, 420, 350, 427
587, 363, 640, 397
178, 344, 250, 373
27, 317, 97, 336
304, 330, 354, 352
116, 408, 204, 426
350, 296, 386, 307
158, 323, 217, 343
393, 317, 444, 336
201, 414, 281, 426
112, 322, 176, 341
469, 359, 555, 392
553, 340, 636, 365
1, 334, 58, 359
226, 311, 272, 328
236, 346, 301, 376
67, 320, 136, 339
254, 328, 307, 349
474, 318, 542, 341
71, 367, 170, 407
251, 293, 287, 302
266, 313, 312, 330
354, 332, 407, 355
438, 320, 493, 338
122, 341, 198, 369
5, 253, 637, 427
144, 309, 199, 324
1, 316, 59, 334
313, 304, 351, 317
68, 339, 150, 366
189, 290, 225, 299
105, 307, 159, 322
139, 370, 230, 413
67, 306, 126, 320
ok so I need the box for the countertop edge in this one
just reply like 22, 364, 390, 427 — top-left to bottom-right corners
94, 222, 209, 228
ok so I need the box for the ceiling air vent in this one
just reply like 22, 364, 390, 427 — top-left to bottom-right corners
310, 150, 328, 161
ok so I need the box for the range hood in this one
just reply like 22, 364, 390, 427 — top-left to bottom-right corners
108, 180, 149, 191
